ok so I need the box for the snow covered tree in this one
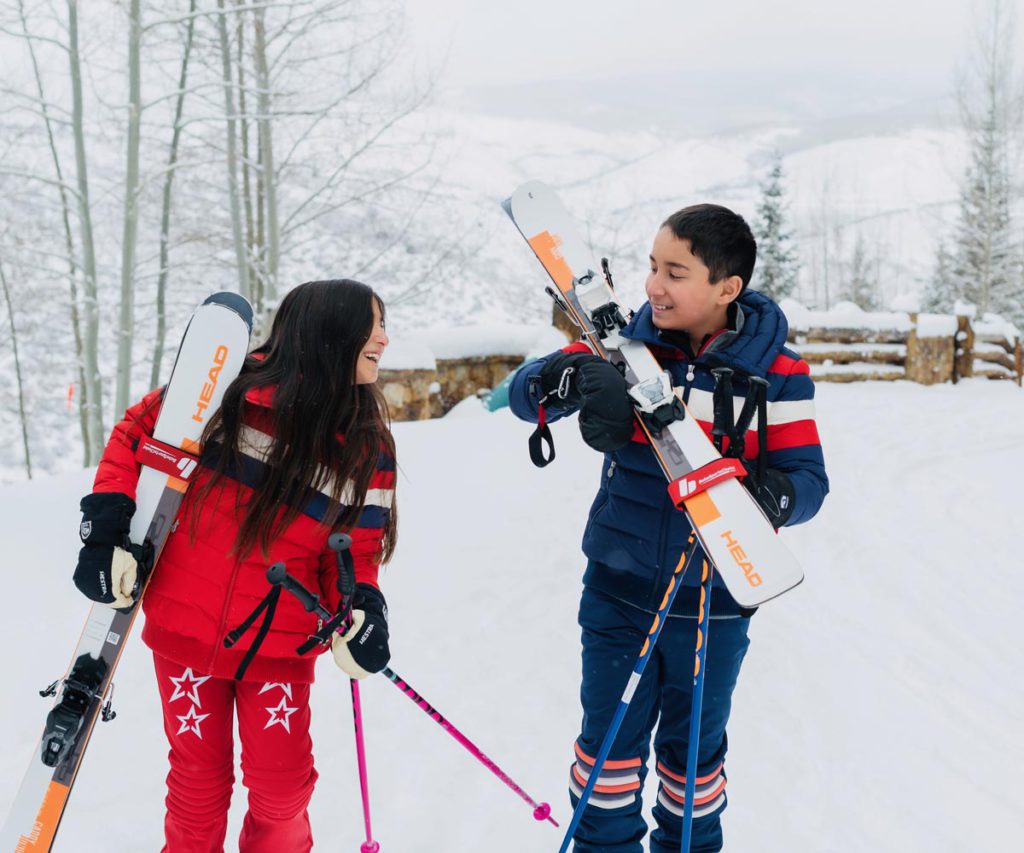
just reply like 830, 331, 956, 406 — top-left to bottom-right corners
751, 151, 800, 300
839, 233, 880, 311
941, 0, 1022, 322
921, 241, 957, 312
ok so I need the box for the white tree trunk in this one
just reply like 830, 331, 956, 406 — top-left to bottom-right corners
0, 261, 32, 479
216, 0, 250, 302
151, 0, 197, 389
116, 0, 143, 417
68, 0, 104, 463
253, 6, 278, 306
19, 0, 89, 463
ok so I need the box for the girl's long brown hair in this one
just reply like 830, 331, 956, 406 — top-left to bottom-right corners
193, 279, 397, 561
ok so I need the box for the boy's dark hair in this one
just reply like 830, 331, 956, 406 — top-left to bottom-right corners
661, 204, 757, 290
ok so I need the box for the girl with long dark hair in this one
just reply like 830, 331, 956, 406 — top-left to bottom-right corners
72, 279, 397, 852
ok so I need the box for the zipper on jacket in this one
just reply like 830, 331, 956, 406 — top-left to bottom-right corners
208, 558, 245, 673
606, 460, 617, 479
679, 358, 696, 404
651, 499, 672, 611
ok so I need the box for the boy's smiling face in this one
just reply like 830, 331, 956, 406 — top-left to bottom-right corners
645, 226, 742, 339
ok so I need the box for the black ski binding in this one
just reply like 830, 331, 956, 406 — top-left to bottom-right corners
40, 653, 109, 767
573, 270, 628, 340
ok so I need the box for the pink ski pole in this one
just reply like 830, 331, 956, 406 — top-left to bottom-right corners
266, 561, 557, 830
349, 679, 380, 853
380, 668, 558, 826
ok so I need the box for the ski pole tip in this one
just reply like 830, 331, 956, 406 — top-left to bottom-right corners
360, 842, 380, 853
534, 803, 558, 826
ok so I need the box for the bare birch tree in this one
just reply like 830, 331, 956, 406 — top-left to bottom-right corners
150, 0, 197, 388
114, 0, 143, 418
0, 257, 33, 478
68, 0, 104, 461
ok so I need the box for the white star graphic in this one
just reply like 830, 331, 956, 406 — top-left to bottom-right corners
176, 704, 210, 739
264, 697, 298, 733
168, 667, 211, 707
258, 682, 293, 699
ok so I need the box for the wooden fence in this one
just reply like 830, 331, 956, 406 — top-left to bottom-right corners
789, 313, 1022, 386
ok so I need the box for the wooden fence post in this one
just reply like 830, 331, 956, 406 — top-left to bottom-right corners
953, 315, 974, 383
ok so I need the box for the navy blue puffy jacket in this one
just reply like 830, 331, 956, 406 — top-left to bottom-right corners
508, 290, 829, 615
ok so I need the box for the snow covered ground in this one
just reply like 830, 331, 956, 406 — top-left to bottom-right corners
1, 379, 1022, 851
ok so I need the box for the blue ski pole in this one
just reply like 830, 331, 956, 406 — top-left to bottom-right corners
680, 556, 715, 852
559, 535, 699, 853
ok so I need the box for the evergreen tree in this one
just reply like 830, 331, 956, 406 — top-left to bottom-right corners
751, 151, 800, 300
839, 233, 880, 311
921, 241, 957, 313
935, 0, 1021, 322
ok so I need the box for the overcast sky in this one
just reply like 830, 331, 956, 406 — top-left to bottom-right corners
405, 0, 1017, 94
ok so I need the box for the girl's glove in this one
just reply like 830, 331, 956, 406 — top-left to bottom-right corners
73, 492, 146, 609
331, 584, 390, 679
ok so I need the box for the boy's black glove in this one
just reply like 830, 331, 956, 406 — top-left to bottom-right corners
741, 464, 795, 529
331, 584, 390, 679
538, 352, 635, 453
73, 492, 150, 608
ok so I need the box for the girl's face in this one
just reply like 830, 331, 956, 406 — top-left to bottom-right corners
355, 299, 389, 384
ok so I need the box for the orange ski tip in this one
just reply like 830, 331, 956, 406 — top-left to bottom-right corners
526, 231, 575, 291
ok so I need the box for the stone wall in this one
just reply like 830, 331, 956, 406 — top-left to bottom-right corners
379, 354, 531, 421
379, 369, 435, 421
430, 355, 527, 417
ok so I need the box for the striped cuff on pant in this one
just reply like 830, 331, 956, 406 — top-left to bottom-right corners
568, 741, 642, 810
655, 760, 726, 819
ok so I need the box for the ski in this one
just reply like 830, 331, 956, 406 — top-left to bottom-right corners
0, 292, 253, 852
503, 182, 803, 607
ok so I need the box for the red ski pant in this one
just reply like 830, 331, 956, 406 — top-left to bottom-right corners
153, 653, 319, 853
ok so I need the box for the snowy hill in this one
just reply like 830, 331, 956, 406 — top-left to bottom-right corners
1, 379, 1022, 851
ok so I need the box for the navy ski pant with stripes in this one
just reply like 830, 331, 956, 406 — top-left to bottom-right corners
569, 587, 751, 853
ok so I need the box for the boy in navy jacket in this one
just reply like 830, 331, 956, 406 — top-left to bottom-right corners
509, 204, 828, 853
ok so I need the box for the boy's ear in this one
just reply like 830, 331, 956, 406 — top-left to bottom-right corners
717, 275, 744, 305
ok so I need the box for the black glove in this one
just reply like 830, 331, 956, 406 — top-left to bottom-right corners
741, 464, 795, 529
331, 584, 390, 678
73, 492, 148, 607
538, 352, 635, 453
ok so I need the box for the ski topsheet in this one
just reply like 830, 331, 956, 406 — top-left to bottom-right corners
503, 182, 803, 607
0, 292, 252, 852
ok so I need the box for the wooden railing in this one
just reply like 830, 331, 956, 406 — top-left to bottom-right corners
789, 312, 1022, 386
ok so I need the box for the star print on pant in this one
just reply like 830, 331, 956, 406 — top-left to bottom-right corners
168, 667, 211, 706
258, 681, 293, 700
176, 704, 211, 739
264, 683, 298, 733
153, 655, 318, 851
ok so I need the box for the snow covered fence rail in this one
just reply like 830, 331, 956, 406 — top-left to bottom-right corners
780, 300, 1022, 386
963, 315, 1024, 382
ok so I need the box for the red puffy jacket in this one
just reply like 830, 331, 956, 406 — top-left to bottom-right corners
92, 385, 394, 683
